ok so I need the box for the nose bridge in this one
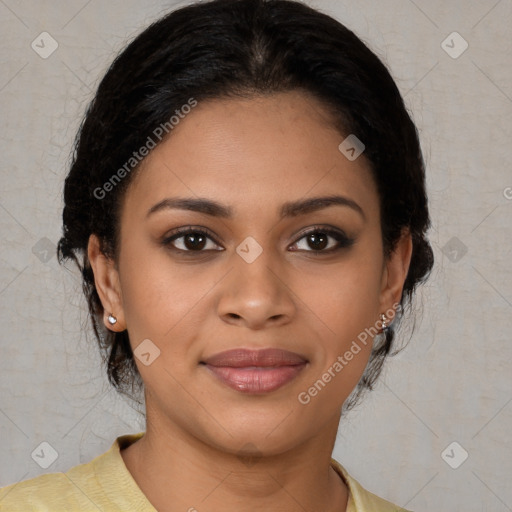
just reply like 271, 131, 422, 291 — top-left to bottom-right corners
236, 243, 278, 292
217, 236, 295, 327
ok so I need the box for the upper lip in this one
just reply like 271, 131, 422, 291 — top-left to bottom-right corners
202, 348, 308, 368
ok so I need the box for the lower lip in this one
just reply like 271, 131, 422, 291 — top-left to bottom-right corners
204, 364, 306, 394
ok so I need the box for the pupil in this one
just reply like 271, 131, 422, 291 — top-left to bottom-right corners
309, 232, 327, 250
185, 233, 206, 250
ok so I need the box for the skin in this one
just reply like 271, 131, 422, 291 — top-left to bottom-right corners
88, 90, 412, 512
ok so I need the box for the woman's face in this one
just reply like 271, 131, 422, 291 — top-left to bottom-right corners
89, 90, 411, 456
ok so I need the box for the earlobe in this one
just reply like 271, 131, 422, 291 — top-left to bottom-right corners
379, 228, 413, 318
87, 234, 126, 331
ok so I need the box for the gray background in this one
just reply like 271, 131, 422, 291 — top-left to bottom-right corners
1, 0, 511, 510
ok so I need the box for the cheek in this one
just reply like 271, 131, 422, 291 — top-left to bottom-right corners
294, 249, 382, 391
296, 271, 379, 410
118, 240, 197, 341
300, 252, 383, 337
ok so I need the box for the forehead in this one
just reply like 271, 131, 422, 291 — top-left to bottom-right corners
122, 91, 379, 223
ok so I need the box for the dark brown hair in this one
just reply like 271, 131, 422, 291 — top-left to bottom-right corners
57, 0, 434, 410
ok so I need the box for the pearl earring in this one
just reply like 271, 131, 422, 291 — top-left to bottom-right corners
380, 313, 388, 331
107, 314, 117, 325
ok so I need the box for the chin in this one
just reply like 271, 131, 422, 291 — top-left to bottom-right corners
203, 410, 309, 457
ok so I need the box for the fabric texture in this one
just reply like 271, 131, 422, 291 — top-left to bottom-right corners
0, 432, 410, 511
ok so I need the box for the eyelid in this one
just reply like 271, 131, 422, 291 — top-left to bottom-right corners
293, 224, 349, 240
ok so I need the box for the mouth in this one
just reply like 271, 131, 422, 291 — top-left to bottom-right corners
200, 348, 308, 394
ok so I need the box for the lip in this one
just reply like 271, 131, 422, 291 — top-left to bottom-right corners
201, 348, 308, 394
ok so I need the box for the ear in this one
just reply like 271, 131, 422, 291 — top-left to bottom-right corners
87, 234, 126, 332
379, 228, 413, 322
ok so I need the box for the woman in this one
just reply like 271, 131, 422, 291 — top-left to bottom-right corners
0, 0, 433, 510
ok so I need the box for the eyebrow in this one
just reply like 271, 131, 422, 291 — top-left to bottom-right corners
146, 195, 366, 221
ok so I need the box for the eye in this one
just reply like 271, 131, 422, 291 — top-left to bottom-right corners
290, 226, 355, 253
162, 225, 355, 255
162, 227, 223, 253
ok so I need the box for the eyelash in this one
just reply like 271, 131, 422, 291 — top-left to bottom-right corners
161, 225, 355, 256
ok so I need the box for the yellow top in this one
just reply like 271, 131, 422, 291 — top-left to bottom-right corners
0, 432, 410, 511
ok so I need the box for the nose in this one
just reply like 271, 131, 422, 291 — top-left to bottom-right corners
216, 248, 296, 330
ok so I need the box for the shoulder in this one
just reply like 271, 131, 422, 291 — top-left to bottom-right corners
0, 471, 93, 511
331, 459, 412, 512
0, 433, 146, 512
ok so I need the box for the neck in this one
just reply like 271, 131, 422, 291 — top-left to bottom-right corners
121, 414, 348, 512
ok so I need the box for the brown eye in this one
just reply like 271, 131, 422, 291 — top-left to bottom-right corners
179, 232, 208, 250
290, 227, 355, 253
162, 228, 222, 252
305, 232, 329, 251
